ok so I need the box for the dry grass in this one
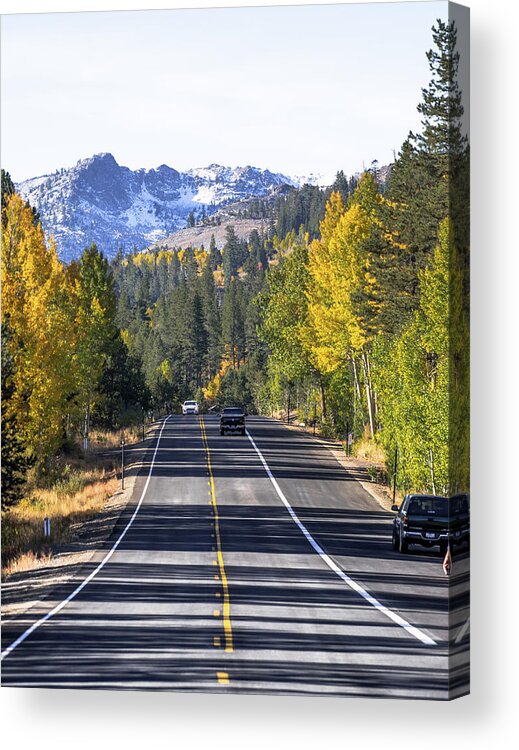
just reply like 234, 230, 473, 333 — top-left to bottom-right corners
350, 429, 390, 489
3, 550, 54, 577
89, 425, 141, 450
353, 428, 387, 465
1, 463, 118, 578
1, 420, 145, 578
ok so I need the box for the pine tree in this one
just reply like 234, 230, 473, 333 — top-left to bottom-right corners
221, 280, 246, 369
191, 288, 208, 387
222, 226, 241, 288
93, 334, 149, 428
182, 246, 198, 284
169, 251, 181, 290
384, 19, 469, 330
1, 169, 15, 216
200, 262, 222, 377
1, 322, 29, 510
70, 243, 118, 446
208, 234, 222, 270
331, 170, 350, 203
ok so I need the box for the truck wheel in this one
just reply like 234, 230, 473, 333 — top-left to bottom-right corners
220, 429, 224, 436
399, 530, 408, 553
392, 529, 399, 551
241, 428, 246, 436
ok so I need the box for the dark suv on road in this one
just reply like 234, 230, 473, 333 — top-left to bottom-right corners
220, 407, 246, 436
392, 493, 470, 554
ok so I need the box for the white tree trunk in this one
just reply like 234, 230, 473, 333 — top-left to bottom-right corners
361, 352, 375, 438
429, 448, 436, 495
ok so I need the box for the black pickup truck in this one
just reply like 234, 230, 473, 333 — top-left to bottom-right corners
391, 493, 470, 554
220, 407, 246, 436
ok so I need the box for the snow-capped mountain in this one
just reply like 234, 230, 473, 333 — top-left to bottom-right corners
16, 153, 301, 262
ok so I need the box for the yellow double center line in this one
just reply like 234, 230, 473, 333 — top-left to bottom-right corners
199, 416, 233, 654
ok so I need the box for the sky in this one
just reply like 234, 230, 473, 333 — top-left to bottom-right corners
0, 2, 453, 183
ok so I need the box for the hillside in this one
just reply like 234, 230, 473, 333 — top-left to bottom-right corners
149, 218, 271, 251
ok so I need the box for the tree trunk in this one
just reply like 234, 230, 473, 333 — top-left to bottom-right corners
318, 375, 327, 421
429, 448, 436, 495
364, 351, 378, 419
361, 351, 375, 438
351, 356, 363, 404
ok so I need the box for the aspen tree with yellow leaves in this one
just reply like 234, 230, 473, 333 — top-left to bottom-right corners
1, 194, 74, 467
1, 187, 133, 506
304, 174, 387, 436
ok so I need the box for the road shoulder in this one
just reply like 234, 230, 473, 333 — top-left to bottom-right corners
275, 418, 396, 512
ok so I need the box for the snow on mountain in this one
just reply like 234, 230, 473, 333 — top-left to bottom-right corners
290, 172, 333, 188
16, 153, 300, 262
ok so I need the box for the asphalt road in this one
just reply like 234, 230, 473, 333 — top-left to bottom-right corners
1, 416, 470, 699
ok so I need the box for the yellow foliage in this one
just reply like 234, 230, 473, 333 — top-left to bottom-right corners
120, 329, 132, 348
158, 359, 173, 383
2, 194, 75, 458
195, 248, 208, 269
202, 372, 221, 401
132, 252, 146, 267
302, 175, 385, 370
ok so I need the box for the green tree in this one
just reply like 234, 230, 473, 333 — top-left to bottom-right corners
258, 241, 312, 384
208, 234, 222, 270
92, 334, 149, 428
191, 288, 208, 387
384, 19, 468, 331
1, 323, 29, 510
200, 261, 222, 377
70, 243, 118, 445
374, 219, 461, 494
221, 279, 246, 369
222, 226, 241, 287
1, 169, 15, 216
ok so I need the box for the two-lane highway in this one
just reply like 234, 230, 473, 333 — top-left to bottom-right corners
1, 415, 469, 698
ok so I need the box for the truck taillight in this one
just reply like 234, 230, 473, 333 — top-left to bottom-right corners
402, 514, 408, 526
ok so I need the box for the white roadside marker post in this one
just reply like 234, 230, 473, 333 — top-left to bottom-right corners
121, 437, 126, 490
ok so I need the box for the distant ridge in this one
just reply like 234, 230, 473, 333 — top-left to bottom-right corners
16, 153, 305, 262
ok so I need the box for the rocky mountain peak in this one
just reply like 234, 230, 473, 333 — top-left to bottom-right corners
16, 154, 300, 262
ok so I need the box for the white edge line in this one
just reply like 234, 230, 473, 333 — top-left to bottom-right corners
1, 416, 170, 662
455, 616, 470, 644
246, 429, 437, 647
